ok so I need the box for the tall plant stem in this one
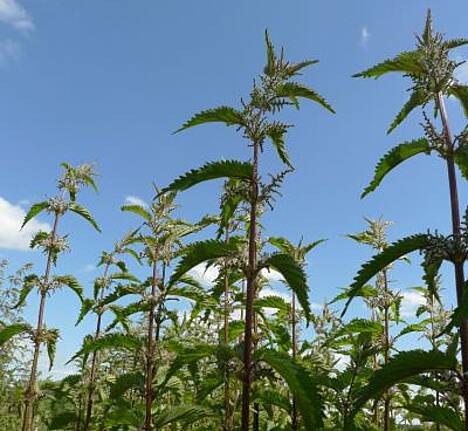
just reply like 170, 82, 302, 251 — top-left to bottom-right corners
223, 227, 233, 431
83, 263, 111, 431
253, 308, 260, 431
370, 307, 379, 425
430, 301, 441, 431
22, 211, 61, 431
437, 92, 468, 430
383, 269, 390, 431
241, 140, 260, 431
144, 256, 159, 431
291, 293, 298, 430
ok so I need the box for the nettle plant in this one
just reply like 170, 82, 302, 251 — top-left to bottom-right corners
0, 163, 101, 431
78, 232, 140, 431
162, 30, 334, 430
341, 10, 468, 430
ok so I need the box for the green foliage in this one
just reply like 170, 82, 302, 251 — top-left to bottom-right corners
121, 204, 152, 222
454, 143, 468, 180
170, 237, 241, 285
155, 404, 215, 427
69, 202, 101, 232
175, 106, 245, 133
275, 81, 335, 113
345, 349, 457, 428
353, 51, 423, 79
44, 328, 60, 371
53, 275, 84, 302
449, 84, 468, 118
162, 160, 253, 195
405, 404, 464, 431
21, 201, 49, 229
260, 253, 311, 320
0, 323, 31, 346
48, 412, 78, 430
342, 234, 429, 315
361, 138, 431, 198
68, 333, 142, 363
387, 88, 428, 133
260, 349, 324, 430
110, 371, 144, 398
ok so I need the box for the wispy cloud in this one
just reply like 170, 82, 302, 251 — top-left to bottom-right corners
125, 195, 148, 208
0, 38, 19, 65
0, 1, 33, 67
83, 264, 96, 273
0, 197, 50, 250
0, 0, 34, 31
360, 26, 370, 47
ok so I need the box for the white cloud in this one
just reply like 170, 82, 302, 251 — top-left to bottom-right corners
188, 263, 219, 287
0, 196, 50, 250
83, 264, 96, 273
125, 195, 147, 208
400, 290, 425, 318
360, 27, 370, 47
0, 0, 33, 31
0, 38, 19, 65
260, 267, 284, 282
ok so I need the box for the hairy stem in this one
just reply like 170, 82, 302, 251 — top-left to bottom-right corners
223, 227, 233, 431
144, 257, 158, 431
241, 140, 259, 431
83, 262, 111, 431
22, 211, 61, 431
291, 293, 298, 430
437, 92, 468, 431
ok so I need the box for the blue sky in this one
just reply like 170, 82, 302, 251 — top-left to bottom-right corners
0, 0, 467, 376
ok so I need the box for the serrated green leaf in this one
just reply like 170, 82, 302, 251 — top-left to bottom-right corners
265, 123, 292, 168
54, 275, 83, 302
110, 371, 144, 398
68, 333, 142, 364
45, 328, 60, 370
353, 50, 423, 79
121, 204, 151, 222
260, 349, 324, 430
69, 202, 101, 232
387, 88, 428, 134
342, 234, 429, 316
170, 238, 240, 285
361, 138, 431, 198
454, 143, 468, 180
162, 160, 253, 195
405, 404, 463, 431
22, 201, 49, 229
345, 349, 457, 429
175, 106, 245, 133
260, 253, 310, 321
275, 81, 335, 113
445, 38, 468, 50
449, 84, 468, 118
155, 404, 214, 427
12, 274, 39, 309
0, 323, 31, 346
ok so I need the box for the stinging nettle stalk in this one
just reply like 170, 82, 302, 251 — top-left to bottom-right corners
162, 30, 334, 430
343, 9, 468, 430
17, 163, 100, 431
